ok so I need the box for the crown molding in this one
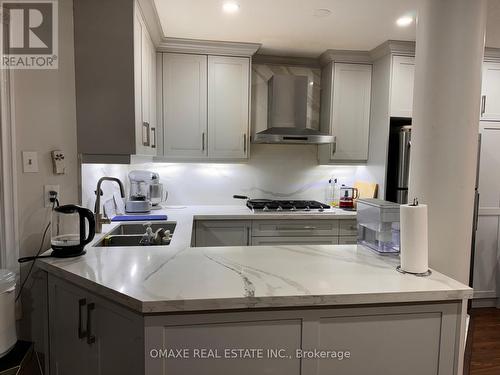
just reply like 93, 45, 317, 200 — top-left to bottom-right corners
253, 54, 321, 68
484, 47, 500, 63
370, 40, 416, 61
319, 50, 372, 66
157, 37, 261, 57
137, 0, 164, 45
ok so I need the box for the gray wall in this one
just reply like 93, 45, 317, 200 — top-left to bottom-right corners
11, 0, 79, 350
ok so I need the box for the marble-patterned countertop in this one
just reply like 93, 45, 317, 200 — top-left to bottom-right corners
37, 205, 471, 314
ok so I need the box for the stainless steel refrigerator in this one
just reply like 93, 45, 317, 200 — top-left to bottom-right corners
385, 119, 412, 204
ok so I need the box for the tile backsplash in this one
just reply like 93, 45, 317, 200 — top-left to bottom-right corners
81, 144, 374, 209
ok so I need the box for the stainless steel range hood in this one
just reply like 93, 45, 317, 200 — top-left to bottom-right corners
253, 74, 334, 144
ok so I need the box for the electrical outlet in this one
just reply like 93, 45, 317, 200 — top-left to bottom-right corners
44, 185, 60, 208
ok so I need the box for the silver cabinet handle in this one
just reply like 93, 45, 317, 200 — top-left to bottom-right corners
332, 136, 337, 156
142, 122, 150, 146
276, 226, 317, 231
481, 95, 486, 116
151, 127, 156, 149
246, 226, 250, 245
202, 132, 205, 151
243, 133, 247, 153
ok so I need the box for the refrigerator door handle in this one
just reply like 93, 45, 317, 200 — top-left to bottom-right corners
473, 192, 480, 233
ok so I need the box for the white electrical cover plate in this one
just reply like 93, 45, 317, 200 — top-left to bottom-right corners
22, 151, 39, 173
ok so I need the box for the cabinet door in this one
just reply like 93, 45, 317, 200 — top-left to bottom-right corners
390, 56, 415, 117
208, 56, 250, 159
133, 9, 144, 155
149, 319, 301, 375
93, 300, 144, 374
252, 220, 339, 237
48, 276, 98, 375
149, 39, 157, 152
338, 236, 358, 245
134, 7, 156, 156
473, 124, 500, 299
195, 220, 251, 247
331, 63, 372, 161
481, 62, 500, 121
163, 53, 208, 158
251, 236, 339, 246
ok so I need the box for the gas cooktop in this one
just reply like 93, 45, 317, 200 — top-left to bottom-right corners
246, 199, 331, 212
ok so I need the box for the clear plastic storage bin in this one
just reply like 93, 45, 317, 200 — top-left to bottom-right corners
357, 199, 401, 253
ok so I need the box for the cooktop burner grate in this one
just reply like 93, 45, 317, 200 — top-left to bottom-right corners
247, 199, 330, 211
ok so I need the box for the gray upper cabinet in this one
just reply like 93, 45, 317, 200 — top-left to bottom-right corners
208, 56, 250, 159
481, 62, 500, 121
135, 6, 157, 156
161, 53, 251, 160
162, 53, 208, 158
74, 0, 156, 162
390, 55, 415, 118
319, 62, 372, 163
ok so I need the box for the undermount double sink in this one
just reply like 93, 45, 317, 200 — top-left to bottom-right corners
95, 222, 177, 247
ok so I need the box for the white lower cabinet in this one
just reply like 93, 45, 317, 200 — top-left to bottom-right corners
144, 303, 462, 375
147, 318, 302, 375
338, 236, 358, 245
45, 276, 464, 375
251, 236, 339, 246
48, 275, 143, 375
194, 219, 358, 247
195, 220, 252, 247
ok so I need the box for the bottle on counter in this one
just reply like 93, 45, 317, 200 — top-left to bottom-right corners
332, 178, 340, 207
327, 178, 340, 207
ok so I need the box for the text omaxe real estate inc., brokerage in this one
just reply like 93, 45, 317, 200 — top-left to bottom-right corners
149, 347, 352, 361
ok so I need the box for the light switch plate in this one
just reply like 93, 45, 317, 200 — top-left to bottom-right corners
22, 151, 38, 173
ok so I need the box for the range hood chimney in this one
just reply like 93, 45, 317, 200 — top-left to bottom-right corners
253, 74, 334, 144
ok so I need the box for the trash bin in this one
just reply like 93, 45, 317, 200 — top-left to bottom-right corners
0, 270, 16, 357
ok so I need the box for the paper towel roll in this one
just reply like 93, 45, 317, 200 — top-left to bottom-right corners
400, 202, 429, 274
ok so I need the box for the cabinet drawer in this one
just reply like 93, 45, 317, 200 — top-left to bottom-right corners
251, 236, 339, 246
339, 220, 357, 236
338, 236, 358, 245
252, 220, 339, 237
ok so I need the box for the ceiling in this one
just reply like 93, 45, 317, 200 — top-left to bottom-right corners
154, 0, 500, 57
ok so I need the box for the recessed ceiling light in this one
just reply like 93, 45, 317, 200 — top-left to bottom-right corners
396, 15, 413, 27
223, 2, 240, 13
313, 8, 332, 18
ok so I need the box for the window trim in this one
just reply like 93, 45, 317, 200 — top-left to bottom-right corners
0, 66, 19, 272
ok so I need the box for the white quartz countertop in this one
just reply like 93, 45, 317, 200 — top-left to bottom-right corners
37, 205, 471, 314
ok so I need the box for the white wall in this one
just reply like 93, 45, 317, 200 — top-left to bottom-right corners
82, 144, 371, 209
11, 0, 78, 351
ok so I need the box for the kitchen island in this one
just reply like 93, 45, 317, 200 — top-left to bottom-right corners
37, 206, 471, 375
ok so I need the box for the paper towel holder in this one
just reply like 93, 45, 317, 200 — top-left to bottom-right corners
396, 266, 432, 277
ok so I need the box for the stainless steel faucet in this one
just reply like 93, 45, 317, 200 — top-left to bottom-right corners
94, 177, 125, 233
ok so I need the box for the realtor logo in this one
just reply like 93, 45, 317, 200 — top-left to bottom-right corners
0, 0, 58, 69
